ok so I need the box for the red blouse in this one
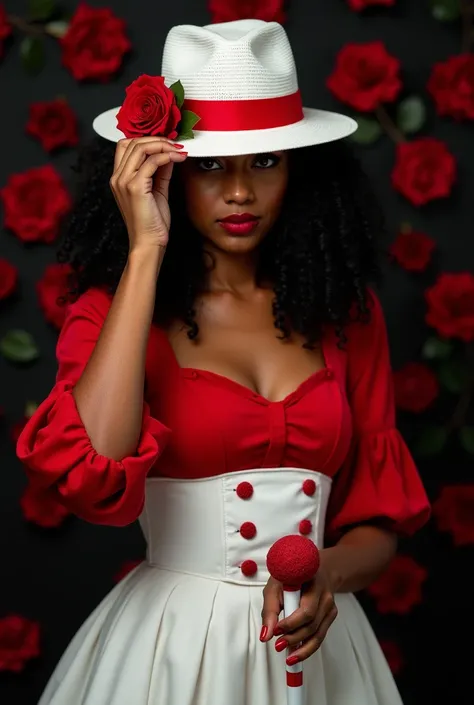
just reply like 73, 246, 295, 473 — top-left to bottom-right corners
16, 287, 430, 541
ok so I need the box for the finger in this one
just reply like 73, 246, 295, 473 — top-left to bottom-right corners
260, 579, 283, 642
275, 602, 316, 635
286, 607, 338, 663
117, 140, 183, 183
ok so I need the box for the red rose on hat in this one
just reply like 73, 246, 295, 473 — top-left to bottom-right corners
208, 0, 286, 24
20, 483, 70, 528
393, 362, 439, 413
36, 263, 73, 329
367, 555, 427, 614
425, 273, 474, 341
117, 75, 182, 140
391, 138, 456, 206
432, 485, 474, 546
0, 614, 41, 672
61, 3, 131, 82
0, 165, 71, 244
389, 231, 435, 272
26, 99, 79, 152
327, 41, 401, 112
427, 55, 474, 121
0, 5, 11, 58
0, 258, 18, 300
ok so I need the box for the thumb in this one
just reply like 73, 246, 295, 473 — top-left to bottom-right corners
260, 578, 283, 642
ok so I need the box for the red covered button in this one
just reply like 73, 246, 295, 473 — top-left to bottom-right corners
241, 559, 258, 577
299, 519, 312, 535
240, 522, 257, 540
236, 481, 254, 499
302, 479, 316, 496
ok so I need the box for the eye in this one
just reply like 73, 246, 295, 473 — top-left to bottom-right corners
254, 153, 280, 169
197, 158, 222, 171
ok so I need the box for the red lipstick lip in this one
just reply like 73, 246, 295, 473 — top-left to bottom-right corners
218, 213, 259, 223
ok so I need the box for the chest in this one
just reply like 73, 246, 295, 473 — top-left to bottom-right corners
164, 298, 326, 404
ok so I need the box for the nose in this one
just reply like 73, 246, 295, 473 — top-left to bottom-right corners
223, 170, 255, 205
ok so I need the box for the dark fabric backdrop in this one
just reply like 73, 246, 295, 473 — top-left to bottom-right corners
1, 1, 473, 704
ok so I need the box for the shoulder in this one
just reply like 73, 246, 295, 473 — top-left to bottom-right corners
345, 287, 387, 348
64, 286, 114, 325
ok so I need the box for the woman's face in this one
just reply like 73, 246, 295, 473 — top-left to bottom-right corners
179, 151, 289, 254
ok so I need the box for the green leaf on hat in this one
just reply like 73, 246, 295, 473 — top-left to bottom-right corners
459, 427, 474, 455
0, 330, 40, 364
437, 360, 468, 394
396, 96, 427, 135
421, 336, 453, 361
170, 80, 185, 109
28, 0, 56, 21
430, 0, 460, 21
413, 426, 448, 457
20, 36, 46, 75
349, 116, 382, 145
176, 110, 201, 140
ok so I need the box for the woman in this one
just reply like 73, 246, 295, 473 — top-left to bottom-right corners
17, 19, 430, 705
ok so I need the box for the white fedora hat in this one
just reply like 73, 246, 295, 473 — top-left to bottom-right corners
92, 19, 357, 157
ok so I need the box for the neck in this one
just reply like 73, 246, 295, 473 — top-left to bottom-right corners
203, 246, 264, 295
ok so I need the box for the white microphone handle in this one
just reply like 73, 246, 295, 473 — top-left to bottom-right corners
283, 588, 304, 705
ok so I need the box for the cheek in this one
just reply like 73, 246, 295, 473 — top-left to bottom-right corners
183, 178, 218, 225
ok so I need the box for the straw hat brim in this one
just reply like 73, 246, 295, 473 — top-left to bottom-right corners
92, 106, 358, 157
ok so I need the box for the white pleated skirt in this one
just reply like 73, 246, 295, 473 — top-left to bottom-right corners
38, 469, 403, 705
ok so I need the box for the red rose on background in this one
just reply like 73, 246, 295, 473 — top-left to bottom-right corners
0, 165, 71, 243
425, 272, 474, 341
0, 614, 41, 672
391, 138, 456, 206
367, 555, 427, 614
427, 55, 474, 121
36, 263, 73, 329
389, 231, 435, 272
20, 483, 70, 528
326, 41, 401, 112
0, 5, 11, 58
379, 640, 404, 675
61, 3, 131, 82
208, 0, 286, 23
393, 362, 439, 413
0, 258, 18, 300
113, 559, 143, 583
117, 75, 181, 140
26, 99, 79, 152
432, 485, 474, 546
348, 0, 395, 9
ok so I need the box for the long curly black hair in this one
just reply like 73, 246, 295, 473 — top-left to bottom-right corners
57, 136, 385, 347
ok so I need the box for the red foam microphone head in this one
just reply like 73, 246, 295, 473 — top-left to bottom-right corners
266, 534, 320, 587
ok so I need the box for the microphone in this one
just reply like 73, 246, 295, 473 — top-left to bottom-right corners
266, 534, 320, 705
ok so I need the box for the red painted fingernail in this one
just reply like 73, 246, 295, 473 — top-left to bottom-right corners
259, 626, 268, 641
286, 655, 300, 666
173, 143, 184, 148
179, 151, 188, 157
273, 625, 284, 636
275, 638, 289, 653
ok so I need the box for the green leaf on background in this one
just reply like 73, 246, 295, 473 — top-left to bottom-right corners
170, 80, 185, 109
45, 20, 69, 38
349, 116, 382, 145
20, 36, 45, 75
28, 0, 56, 22
459, 427, 474, 455
437, 360, 467, 394
24, 401, 39, 418
0, 330, 40, 364
177, 109, 200, 138
430, 0, 461, 21
421, 336, 453, 361
413, 426, 448, 456
396, 96, 427, 135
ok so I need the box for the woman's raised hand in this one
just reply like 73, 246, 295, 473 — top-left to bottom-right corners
110, 137, 187, 251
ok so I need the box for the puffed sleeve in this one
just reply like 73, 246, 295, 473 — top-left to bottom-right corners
325, 290, 430, 544
16, 287, 171, 527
